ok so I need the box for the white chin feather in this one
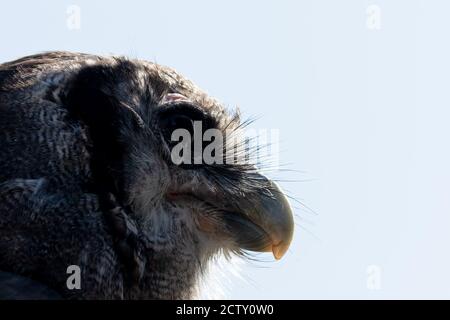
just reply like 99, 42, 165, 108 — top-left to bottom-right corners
193, 254, 246, 300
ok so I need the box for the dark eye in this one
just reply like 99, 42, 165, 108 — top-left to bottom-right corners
164, 114, 194, 136
159, 111, 196, 144
158, 103, 218, 167
158, 103, 213, 143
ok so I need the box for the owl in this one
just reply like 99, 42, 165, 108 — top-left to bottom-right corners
0, 52, 293, 299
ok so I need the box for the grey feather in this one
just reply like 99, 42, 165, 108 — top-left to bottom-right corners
0, 51, 294, 300
0, 271, 61, 300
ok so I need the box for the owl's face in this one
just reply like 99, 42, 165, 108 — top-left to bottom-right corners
63, 56, 294, 296
126, 94, 293, 259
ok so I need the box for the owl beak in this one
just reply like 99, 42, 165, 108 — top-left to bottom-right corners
168, 174, 294, 260
249, 180, 294, 260
223, 178, 294, 260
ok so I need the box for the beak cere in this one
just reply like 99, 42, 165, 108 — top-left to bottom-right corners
223, 179, 295, 260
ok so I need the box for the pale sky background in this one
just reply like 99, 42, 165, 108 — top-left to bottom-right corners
1, 0, 450, 299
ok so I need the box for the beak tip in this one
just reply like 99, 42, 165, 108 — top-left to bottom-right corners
272, 241, 290, 260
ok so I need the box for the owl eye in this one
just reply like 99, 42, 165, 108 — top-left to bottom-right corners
158, 102, 218, 167
164, 114, 195, 136
158, 102, 211, 143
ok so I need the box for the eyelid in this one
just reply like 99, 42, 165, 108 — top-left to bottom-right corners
160, 93, 189, 104
159, 101, 210, 122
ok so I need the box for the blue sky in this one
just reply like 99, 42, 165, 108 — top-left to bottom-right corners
1, 0, 450, 299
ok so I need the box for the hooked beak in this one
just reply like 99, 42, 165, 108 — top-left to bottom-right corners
223, 178, 294, 260
167, 172, 294, 260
